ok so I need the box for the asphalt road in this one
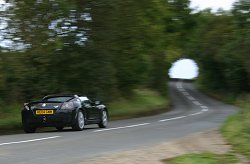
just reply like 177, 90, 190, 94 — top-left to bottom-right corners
0, 81, 236, 164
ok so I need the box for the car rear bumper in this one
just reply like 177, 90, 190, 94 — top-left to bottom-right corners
22, 110, 75, 127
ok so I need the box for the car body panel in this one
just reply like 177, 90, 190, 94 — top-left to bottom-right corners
21, 95, 108, 132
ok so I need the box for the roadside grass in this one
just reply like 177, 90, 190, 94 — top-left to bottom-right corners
0, 104, 22, 129
195, 89, 250, 161
108, 89, 170, 120
0, 88, 170, 134
164, 152, 238, 164
196, 84, 237, 105
0, 104, 23, 135
221, 95, 250, 161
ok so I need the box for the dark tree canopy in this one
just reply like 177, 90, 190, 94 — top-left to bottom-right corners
0, 0, 249, 103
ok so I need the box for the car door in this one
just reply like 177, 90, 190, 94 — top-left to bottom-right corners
82, 100, 99, 120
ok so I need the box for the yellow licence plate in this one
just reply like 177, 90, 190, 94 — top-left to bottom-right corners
36, 110, 54, 115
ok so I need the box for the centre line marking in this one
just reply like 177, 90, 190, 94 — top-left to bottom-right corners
159, 116, 187, 122
94, 123, 150, 132
170, 81, 210, 121
189, 112, 203, 116
0, 136, 61, 146
202, 108, 208, 112
176, 82, 183, 89
187, 96, 195, 100
193, 101, 202, 106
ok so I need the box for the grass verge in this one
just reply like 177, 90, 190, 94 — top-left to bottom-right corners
194, 83, 250, 162
108, 88, 170, 120
163, 152, 238, 164
0, 104, 23, 135
0, 104, 22, 129
221, 95, 250, 161
0, 88, 170, 134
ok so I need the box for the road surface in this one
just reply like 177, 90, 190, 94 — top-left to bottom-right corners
0, 81, 236, 164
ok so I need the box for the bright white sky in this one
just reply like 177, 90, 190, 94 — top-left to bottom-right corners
190, 0, 236, 11
169, 59, 199, 79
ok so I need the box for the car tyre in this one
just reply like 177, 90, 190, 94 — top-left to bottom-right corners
23, 125, 36, 133
72, 110, 85, 131
56, 126, 64, 131
98, 110, 108, 128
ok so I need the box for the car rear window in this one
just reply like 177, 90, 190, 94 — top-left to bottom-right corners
45, 96, 73, 102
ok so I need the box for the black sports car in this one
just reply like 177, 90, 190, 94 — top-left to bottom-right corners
21, 94, 108, 133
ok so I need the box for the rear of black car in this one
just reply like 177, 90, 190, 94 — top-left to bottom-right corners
22, 101, 76, 133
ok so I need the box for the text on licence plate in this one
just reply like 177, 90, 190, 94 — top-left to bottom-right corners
36, 110, 54, 115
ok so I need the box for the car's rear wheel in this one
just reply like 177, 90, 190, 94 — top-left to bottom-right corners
98, 110, 108, 128
72, 110, 85, 131
23, 125, 36, 133
56, 126, 64, 131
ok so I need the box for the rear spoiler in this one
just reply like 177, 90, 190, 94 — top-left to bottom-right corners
27, 101, 63, 105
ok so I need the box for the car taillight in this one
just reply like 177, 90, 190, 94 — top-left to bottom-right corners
61, 102, 74, 110
24, 103, 30, 110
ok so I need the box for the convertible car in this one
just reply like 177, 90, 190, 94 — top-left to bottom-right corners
21, 94, 108, 133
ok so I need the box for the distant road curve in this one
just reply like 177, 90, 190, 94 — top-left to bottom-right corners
0, 81, 236, 164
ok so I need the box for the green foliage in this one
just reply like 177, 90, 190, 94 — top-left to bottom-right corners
222, 95, 250, 161
187, 3, 250, 93
0, 0, 174, 103
165, 153, 238, 164
0, 103, 22, 129
108, 88, 170, 120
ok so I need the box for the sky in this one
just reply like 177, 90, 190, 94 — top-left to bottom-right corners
190, 0, 236, 11
169, 59, 199, 79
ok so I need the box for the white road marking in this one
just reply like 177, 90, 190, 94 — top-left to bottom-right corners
178, 88, 186, 92
202, 109, 208, 112
0, 136, 61, 146
183, 92, 189, 96
189, 112, 203, 116
159, 116, 187, 122
176, 82, 183, 89
94, 123, 150, 132
201, 106, 209, 112
174, 81, 209, 118
187, 96, 195, 100
192, 101, 202, 106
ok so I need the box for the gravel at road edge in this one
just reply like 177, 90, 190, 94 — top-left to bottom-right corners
80, 129, 233, 164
